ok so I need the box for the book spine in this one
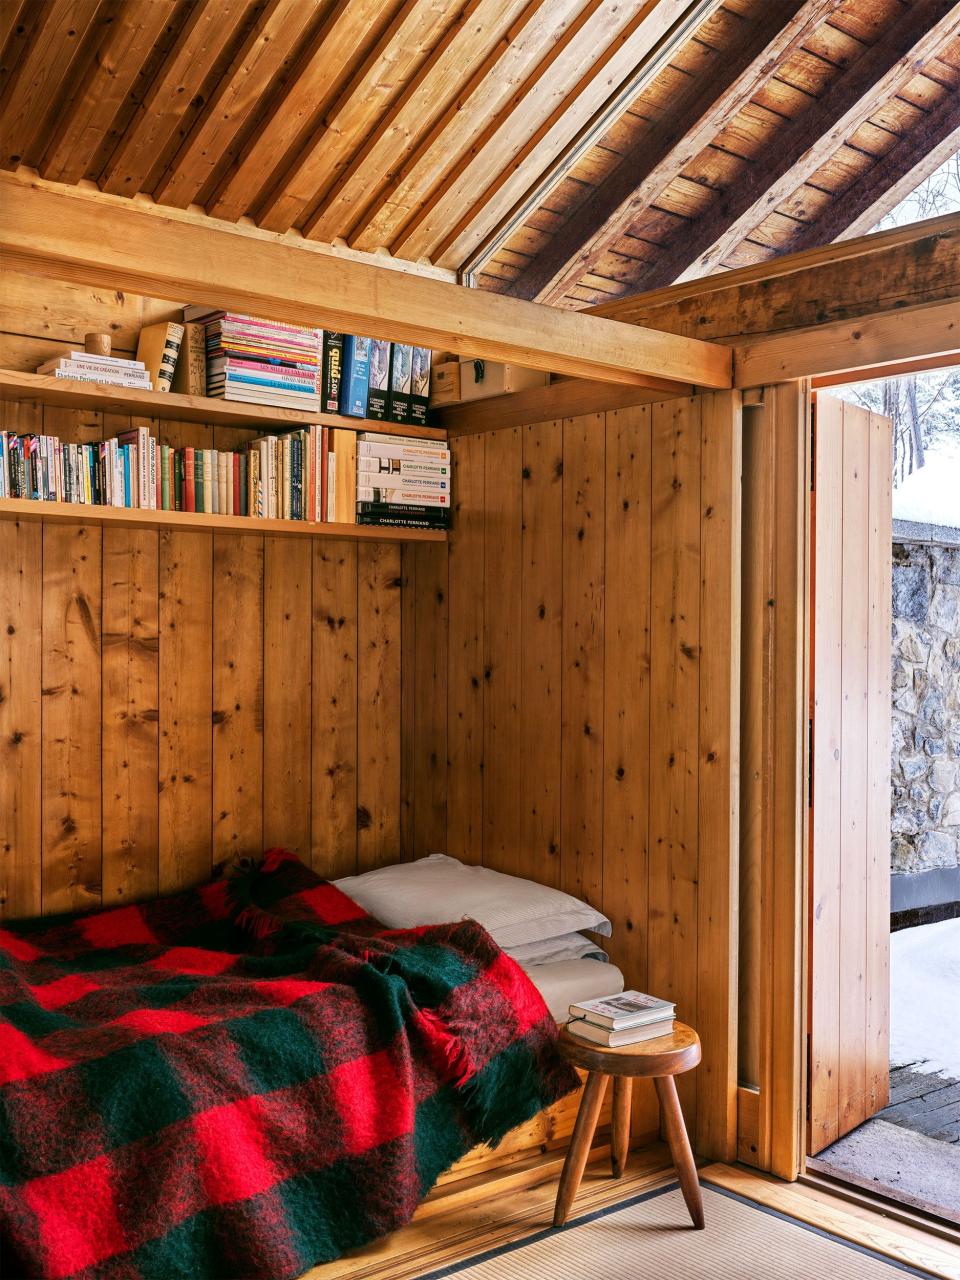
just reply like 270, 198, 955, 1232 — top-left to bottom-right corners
410, 347, 432, 426
356, 487, 449, 506
357, 441, 451, 462
387, 343, 413, 423
366, 339, 391, 420
339, 335, 371, 418
321, 332, 344, 415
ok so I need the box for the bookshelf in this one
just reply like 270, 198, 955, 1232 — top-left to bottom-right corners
0, 370, 448, 441
0, 498, 446, 543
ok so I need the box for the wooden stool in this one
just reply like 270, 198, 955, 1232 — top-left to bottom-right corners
553, 1021, 704, 1229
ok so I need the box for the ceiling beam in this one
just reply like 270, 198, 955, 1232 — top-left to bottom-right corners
0, 172, 732, 391
773, 89, 960, 254
734, 298, 960, 387
506, 0, 834, 304
589, 212, 960, 342
627, 0, 960, 292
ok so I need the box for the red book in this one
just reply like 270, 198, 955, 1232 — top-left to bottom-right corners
320, 427, 329, 522
183, 446, 195, 512
232, 452, 240, 515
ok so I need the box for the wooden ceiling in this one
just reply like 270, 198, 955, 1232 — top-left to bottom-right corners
0, 0, 958, 309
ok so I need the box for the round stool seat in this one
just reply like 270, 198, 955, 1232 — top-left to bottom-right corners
559, 1021, 701, 1077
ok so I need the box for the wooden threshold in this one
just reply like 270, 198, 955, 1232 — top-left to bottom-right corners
701, 1164, 960, 1280
0, 370, 448, 440
0, 499, 446, 543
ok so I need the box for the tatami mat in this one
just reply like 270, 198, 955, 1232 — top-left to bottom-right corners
419, 1182, 934, 1279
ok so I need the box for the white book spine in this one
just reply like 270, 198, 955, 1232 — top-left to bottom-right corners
356, 487, 449, 506
357, 442, 450, 462
327, 452, 336, 522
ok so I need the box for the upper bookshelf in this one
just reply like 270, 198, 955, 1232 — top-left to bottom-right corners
0, 370, 448, 441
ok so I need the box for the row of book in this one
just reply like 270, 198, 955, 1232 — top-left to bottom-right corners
34, 313, 435, 428
0, 427, 452, 529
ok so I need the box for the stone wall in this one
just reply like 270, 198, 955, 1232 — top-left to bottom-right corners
891, 521, 960, 889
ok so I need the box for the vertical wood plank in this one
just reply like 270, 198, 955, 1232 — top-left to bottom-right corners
212, 535, 264, 865
41, 523, 102, 913
0, 517, 42, 920
412, 541, 449, 857
648, 397, 701, 1129
159, 529, 213, 892
357, 542, 401, 871
602, 405, 651, 984
839, 401, 870, 1137
483, 428, 523, 876
865, 409, 892, 1115
447, 433, 484, 863
263, 536, 312, 858
696, 390, 742, 1162
311, 542, 358, 878
561, 414, 605, 908
400, 545, 417, 861
521, 420, 563, 889
808, 394, 844, 1152
101, 527, 159, 905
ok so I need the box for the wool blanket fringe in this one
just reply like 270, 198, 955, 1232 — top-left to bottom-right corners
0, 850, 578, 1279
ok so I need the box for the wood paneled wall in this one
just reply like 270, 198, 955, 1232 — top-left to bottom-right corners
407, 395, 743, 1161
0, 399, 408, 919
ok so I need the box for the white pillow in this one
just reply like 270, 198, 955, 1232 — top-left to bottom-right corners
504, 932, 609, 966
333, 854, 611, 947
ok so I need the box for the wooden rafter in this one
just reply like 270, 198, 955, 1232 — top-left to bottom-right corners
775, 87, 960, 253
0, 173, 732, 390
504, 0, 835, 304
625, 0, 960, 292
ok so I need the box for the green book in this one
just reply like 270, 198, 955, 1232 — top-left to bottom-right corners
195, 448, 204, 513
160, 444, 171, 511
174, 449, 183, 511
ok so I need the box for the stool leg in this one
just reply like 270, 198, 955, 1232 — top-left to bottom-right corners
654, 1075, 704, 1229
611, 1076, 632, 1177
553, 1072, 608, 1227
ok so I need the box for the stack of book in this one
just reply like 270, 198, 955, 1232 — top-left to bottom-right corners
356, 431, 451, 530
184, 307, 322, 412
567, 991, 676, 1047
36, 351, 152, 390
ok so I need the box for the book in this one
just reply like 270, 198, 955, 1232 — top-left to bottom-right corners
136, 321, 185, 393
358, 440, 450, 462
38, 350, 146, 370
37, 357, 151, 383
357, 456, 449, 478
331, 429, 357, 524
410, 347, 431, 425
356, 487, 449, 506
357, 501, 449, 525
566, 1017, 675, 1048
172, 322, 207, 395
340, 335, 371, 418
47, 368, 154, 389
321, 332, 344, 415
366, 339, 391, 420
569, 991, 676, 1030
388, 343, 413, 423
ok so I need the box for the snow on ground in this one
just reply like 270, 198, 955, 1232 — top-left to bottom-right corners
890, 916, 960, 1077
894, 432, 960, 525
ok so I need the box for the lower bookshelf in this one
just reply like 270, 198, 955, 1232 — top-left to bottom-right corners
0, 498, 447, 543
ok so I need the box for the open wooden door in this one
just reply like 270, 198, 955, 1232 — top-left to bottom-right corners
808, 394, 893, 1155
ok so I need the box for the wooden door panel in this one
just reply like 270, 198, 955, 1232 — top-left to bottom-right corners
808, 395, 892, 1155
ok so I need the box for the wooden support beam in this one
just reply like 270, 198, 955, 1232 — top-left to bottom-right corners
506, 0, 833, 304
627, 0, 960, 290
734, 299, 960, 389
437, 376, 689, 435
775, 90, 960, 253
0, 172, 731, 391
589, 213, 960, 342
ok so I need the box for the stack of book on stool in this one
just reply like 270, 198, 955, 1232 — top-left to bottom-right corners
567, 991, 675, 1047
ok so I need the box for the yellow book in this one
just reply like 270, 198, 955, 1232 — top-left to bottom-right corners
331, 429, 356, 525
136, 321, 184, 394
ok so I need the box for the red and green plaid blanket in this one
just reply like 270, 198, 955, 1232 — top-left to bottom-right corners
0, 851, 578, 1279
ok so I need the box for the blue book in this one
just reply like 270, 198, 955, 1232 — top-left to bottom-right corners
123, 446, 132, 508
339, 335, 371, 418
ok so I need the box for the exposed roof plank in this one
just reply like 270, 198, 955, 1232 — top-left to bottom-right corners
507, 0, 835, 303
778, 89, 960, 252
396, 0, 713, 266
152, 0, 324, 210
0, 0, 102, 172
634, 0, 960, 290
207, 0, 411, 225
39, 0, 178, 184
0, 172, 732, 390
254, 0, 466, 235
97, 0, 253, 198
